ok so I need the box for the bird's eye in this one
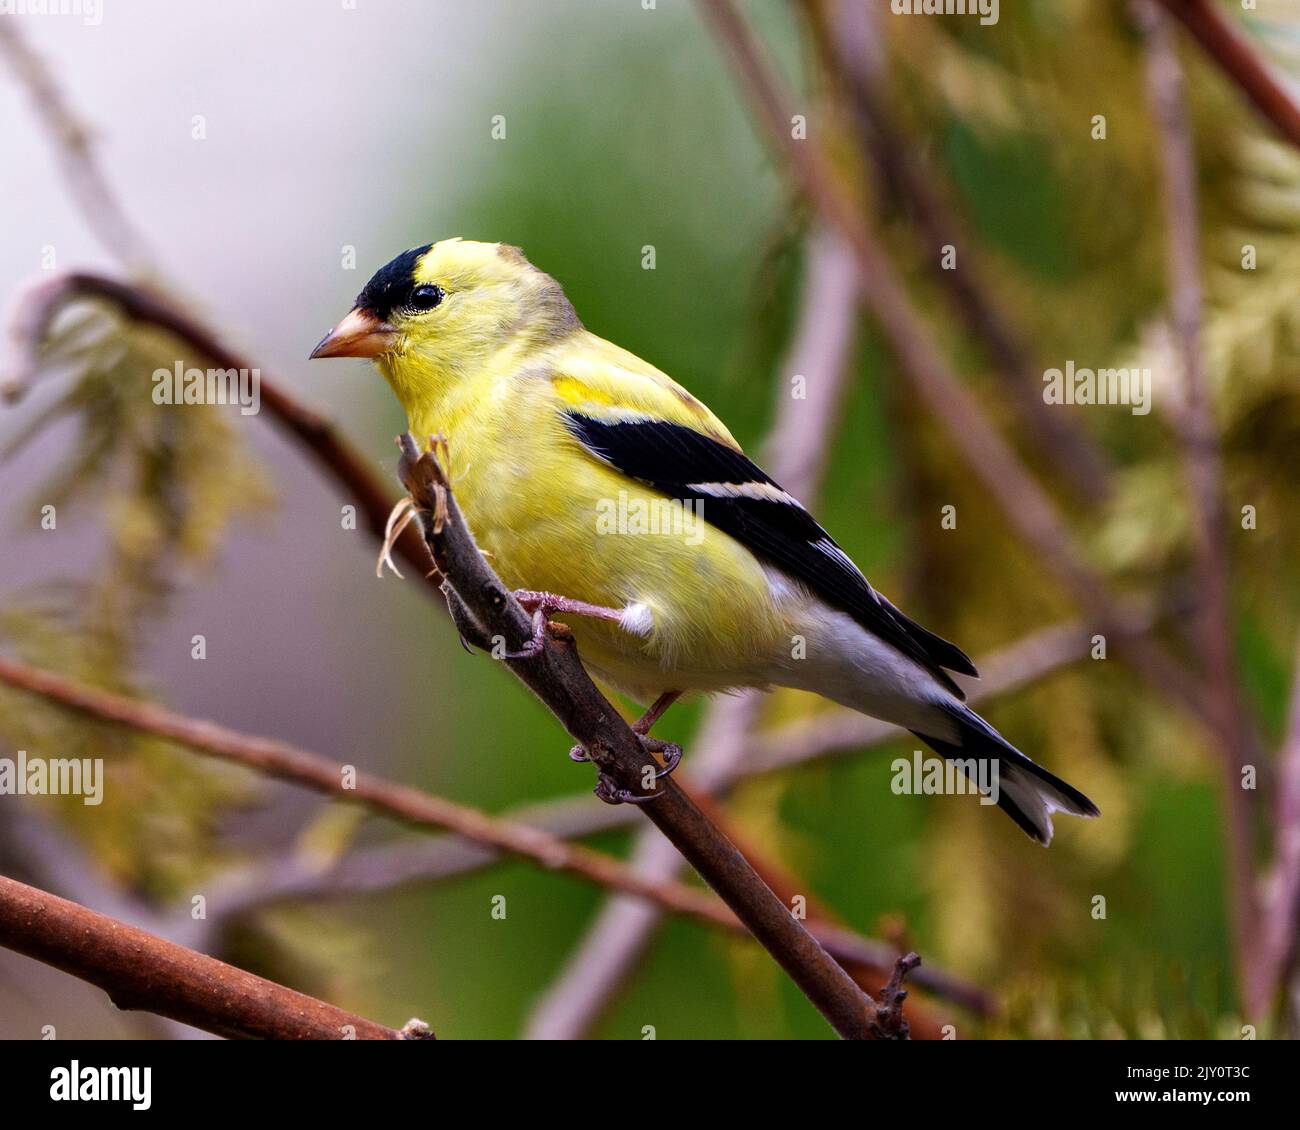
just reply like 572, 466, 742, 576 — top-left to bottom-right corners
407, 284, 445, 312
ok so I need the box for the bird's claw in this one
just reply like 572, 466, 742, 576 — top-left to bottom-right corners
500, 606, 552, 659
593, 774, 660, 805
645, 737, 683, 779
583, 733, 683, 805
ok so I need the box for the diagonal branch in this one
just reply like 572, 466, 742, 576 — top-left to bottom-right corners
809, 0, 1113, 499
0, 21, 153, 271
1156, 0, 1300, 152
0, 651, 939, 1022
694, 0, 1216, 747
1, 271, 438, 596
0, 873, 431, 1041
396, 435, 892, 1039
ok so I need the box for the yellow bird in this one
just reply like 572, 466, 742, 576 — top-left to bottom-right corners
311, 238, 1097, 843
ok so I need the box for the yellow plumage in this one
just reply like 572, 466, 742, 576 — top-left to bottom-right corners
374, 239, 788, 699
309, 236, 1099, 842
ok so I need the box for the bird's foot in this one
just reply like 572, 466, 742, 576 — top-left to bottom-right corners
577, 732, 683, 805
500, 590, 623, 660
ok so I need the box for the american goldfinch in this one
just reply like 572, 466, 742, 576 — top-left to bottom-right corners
311, 238, 1098, 843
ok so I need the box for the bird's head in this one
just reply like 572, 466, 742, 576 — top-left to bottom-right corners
310, 238, 580, 409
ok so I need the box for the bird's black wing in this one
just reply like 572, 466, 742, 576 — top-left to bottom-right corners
564, 412, 977, 698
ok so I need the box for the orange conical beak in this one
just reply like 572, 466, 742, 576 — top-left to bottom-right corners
309, 307, 399, 359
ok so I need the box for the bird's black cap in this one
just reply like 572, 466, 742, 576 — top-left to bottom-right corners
354, 243, 432, 320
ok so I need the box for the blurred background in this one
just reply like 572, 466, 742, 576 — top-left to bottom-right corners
2, 0, 1299, 1039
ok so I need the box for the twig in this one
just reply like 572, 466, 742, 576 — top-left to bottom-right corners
396, 436, 885, 1039
0, 652, 932, 1017
694, 0, 1218, 748
0, 873, 430, 1040
812, 0, 1113, 498
0, 22, 152, 271
1, 271, 437, 594
1157, 0, 1300, 152
1135, 0, 1260, 1011
0, 654, 811, 942
868, 952, 922, 1040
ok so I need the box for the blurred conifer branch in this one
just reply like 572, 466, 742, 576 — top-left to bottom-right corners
805, 0, 1114, 499
1134, 0, 1263, 1013
696, 0, 1206, 734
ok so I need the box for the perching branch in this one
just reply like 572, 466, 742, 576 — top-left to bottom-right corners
0, 873, 431, 1041
396, 435, 890, 1040
526, 225, 867, 1039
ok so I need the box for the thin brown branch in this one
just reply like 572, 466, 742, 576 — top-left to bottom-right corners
1135, 0, 1260, 1011
694, 0, 1217, 745
1157, 0, 1300, 152
0, 654, 797, 943
0, 651, 934, 1020
0, 873, 430, 1040
396, 436, 885, 1039
1, 271, 438, 593
204, 609, 1145, 1021
811, 0, 1113, 499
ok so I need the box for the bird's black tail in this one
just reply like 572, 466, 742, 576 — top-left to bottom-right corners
911, 703, 1099, 846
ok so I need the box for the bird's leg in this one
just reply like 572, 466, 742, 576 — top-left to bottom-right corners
633, 690, 681, 735
501, 590, 624, 660
574, 690, 684, 805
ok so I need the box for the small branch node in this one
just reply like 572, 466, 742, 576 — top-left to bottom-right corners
868, 951, 921, 1040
